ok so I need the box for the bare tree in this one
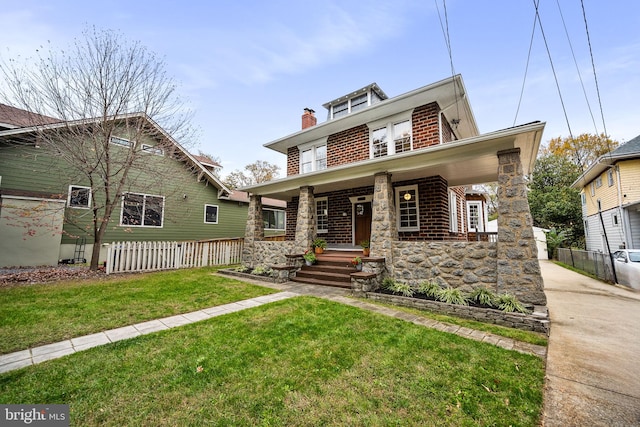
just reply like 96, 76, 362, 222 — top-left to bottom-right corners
0, 27, 195, 270
224, 160, 280, 189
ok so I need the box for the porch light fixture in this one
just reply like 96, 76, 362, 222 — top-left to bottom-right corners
403, 192, 412, 201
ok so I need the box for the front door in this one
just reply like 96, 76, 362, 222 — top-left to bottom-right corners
354, 202, 372, 245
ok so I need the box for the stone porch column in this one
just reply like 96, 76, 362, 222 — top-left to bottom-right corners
242, 194, 263, 266
496, 148, 546, 305
294, 186, 315, 253
371, 172, 397, 266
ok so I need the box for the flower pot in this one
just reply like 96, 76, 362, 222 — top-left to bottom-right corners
305, 260, 313, 266
355, 264, 362, 271
314, 247, 324, 254
362, 248, 370, 257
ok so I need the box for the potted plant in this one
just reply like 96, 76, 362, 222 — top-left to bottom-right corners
359, 240, 370, 257
303, 250, 317, 266
351, 256, 362, 271
312, 238, 327, 254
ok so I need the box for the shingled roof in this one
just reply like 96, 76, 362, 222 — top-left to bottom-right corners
610, 134, 640, 156
0, 104, 60, 129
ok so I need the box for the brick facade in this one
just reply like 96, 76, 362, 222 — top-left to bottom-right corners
327, 124, 370, 167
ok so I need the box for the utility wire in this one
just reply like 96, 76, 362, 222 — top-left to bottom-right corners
513, 6, 538, 127
556, 0, 599, 134
435, 0, 461, 126
581, 0, 608, 139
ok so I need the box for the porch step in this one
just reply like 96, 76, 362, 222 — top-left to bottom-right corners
292, 250, 362, 288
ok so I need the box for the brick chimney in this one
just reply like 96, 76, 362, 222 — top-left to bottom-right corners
302, 108, 317, 129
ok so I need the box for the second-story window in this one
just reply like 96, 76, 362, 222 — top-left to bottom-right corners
370, 117, 412, 158
299, 139, 327, 174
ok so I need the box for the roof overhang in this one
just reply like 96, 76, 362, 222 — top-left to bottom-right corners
242, 121, 545, 201
571, 152, 640, 189
264, 75, 479, 155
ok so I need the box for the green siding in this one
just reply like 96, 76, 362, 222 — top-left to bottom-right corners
0, 138, 249, 245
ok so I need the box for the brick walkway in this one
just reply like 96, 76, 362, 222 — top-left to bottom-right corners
0, 279, 546, 374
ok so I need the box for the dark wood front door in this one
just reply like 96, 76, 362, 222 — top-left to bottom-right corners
354, 202, 372, 245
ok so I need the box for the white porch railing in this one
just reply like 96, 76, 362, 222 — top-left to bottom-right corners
105, 238, 244, 274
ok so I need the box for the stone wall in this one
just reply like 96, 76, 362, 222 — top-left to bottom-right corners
250, 241, 296, 266
392, 240, 498, 292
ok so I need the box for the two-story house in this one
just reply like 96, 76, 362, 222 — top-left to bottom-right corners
241, 75, 547, 305
572, 135, 640, 252
0, 105, 284, 268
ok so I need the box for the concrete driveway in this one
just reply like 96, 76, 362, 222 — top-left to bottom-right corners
541, 260, 640, 426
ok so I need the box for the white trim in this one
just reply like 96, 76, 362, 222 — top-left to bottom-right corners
448, 190, 458, 232
395, 185, 420, 232
110, 136, 133, 148
298, 138, 328, 174
141, 143, 164, 156
315, 197, 328, 234
120, 192, 165, 228
204, 204, 219, 224
466, 200, 484, 232
0, 194, 66, 203
67, 185, 91, 209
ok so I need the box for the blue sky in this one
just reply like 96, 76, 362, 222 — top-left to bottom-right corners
2, 0, 639, 179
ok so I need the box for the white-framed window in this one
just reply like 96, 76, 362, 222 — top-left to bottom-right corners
590, 182, 595, 196
581, 192, 586, 205
466, 201, 484, 232
263, 208, 285, 230
584, 220, 589, 236
110, 136, 133, 147
607, 169, 614, 187
369, 113, 412, 158
595, 176, 602, 188
299, 139, 327, 173
597, 199, 602, 211
141, 144, 164, 156
612, 213, 619, 227
395, 185, 419, 231
204, 204, 219, 224
315, 197, 328, 234
448, 190, 458, 232
121, 192, 164, 227
68, 185, 91, 209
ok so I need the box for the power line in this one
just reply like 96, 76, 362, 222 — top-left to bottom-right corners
581, 0, 608, 138
434, 0, 460, 124
556, 0, 599, 135
513, 7, 538, 127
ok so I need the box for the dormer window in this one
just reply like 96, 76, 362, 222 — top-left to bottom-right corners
323, 83, 388, 120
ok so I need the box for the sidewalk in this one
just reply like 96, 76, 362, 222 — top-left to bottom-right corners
540, 260, 640, 426
0, 278, 546, 374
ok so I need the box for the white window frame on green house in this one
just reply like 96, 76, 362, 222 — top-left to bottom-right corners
67, 185, 91, 209
204, 204, 219, 224
110, 136, 133, 148
368, 112, 412, 159
448, 190, 458, 233
120, 192, 164, 227
141, 143, 164, 156
299, 138, 327, 173
263, 208, 285, 230
395, 184, 419, 232
315, 197, 328, 234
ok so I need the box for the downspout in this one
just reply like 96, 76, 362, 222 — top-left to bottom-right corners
615, 165, 627, 248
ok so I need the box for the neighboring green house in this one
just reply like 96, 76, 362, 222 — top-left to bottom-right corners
0, 104, 283, 268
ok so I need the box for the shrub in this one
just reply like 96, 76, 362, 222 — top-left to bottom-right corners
437, 287, 468, 305
251, 265, 273, 276
391, 281, 414, 298
496, 294, 529, 313
468, 287, 497, 308
417, 281, 441, 298
234, 265, 250, 273
382, 277, 396, 290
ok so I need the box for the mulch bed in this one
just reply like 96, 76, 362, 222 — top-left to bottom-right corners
0, 266, 106, 287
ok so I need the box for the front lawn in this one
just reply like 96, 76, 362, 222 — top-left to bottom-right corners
0, 267, 276, 354
0, 297, 544, 426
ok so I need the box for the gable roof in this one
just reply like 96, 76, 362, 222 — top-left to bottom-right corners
0, 103, 60, 129
264, 75, 478, 155
571, 134, 640, 189
0, 111, 232, 196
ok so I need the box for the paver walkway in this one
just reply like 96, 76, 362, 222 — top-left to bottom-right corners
0, 277, 546, 375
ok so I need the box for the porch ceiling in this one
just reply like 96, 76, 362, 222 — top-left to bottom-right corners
242, 121, 545, 201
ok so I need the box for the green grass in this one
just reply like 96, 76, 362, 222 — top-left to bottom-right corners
366, 300, 548, 347
0, 297, 545, 426
0, 267, 276, 354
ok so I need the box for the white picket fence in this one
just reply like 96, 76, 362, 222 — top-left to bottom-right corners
105, 238, 244, 274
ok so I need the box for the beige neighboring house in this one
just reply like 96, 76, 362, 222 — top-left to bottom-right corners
572, 135, 640, 252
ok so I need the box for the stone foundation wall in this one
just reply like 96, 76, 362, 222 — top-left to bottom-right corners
249, 241, 296, 267
392, 240, 498, 291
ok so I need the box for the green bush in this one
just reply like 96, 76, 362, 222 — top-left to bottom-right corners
468, 287, 497, 308
417, 281, 441, 298
496, 294, 529, 313
391, 281, 414, 298
437, 287, 468, 306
